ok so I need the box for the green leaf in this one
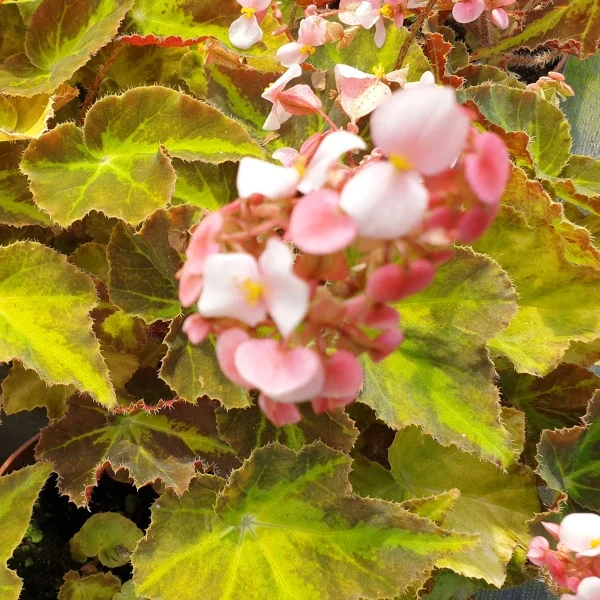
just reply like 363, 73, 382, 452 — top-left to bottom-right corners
112, 581, 146, 600
389, 427, 540, 587
132, 443, 475, 600
0, 93, 53, 141
499, 362, 599, 457
0, 241, 115, 407
474, 206, 600, 376
360, 248, 517, 466
537, 392, 600, 511
216, 402, 358, 459
70, 242, 110, 283
159, 317, 251, 408
551, 155, 600, 218
0, 142, 51, 227
20, 86, 262, 226
1, 361, 75, 419
36, 395, 238, 505
172, 159, 237, 210
97, 311, 147, 354
0, 5, 26, 63
0, 0, 134, 97
0, 462, 52, 600
107, 207, 198, 323
58, 572, 122, 600
421, 572, 480, 600
473, 0, 600, 60
459, 84, 572, 177
70, 512, 143, 567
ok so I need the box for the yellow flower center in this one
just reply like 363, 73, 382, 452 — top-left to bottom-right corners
241, 7, 256, 18
240, 279, 264, 305
390, 154, 413, 171
372, 63, 386, 79
264, 82, 274, 92
300, 45, 316, 55
591, 538, 600, 549
380, 3, 394, 18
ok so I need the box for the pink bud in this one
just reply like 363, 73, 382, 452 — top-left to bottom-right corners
258, 394, 302, 426
527, 536, 549, 567
362, 304, 401, 329
311, 395, 355, 414
304, 3, 318, 16
366, 264, 406, 303
542, 522, 561, 540
455, 203, 499, 244
490, 8, 509, 29
369, 329, 404, 362
216, 328, 252, 388
182, 314, 211, 345
396, 260, 436, 300
278, 84, 323, 116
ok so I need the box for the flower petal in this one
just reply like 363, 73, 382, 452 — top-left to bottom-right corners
560, 513, 600, 554
373, 17, 387, 48
370, 85, 470, 176
178, 264, 204, 307
198, 253, 267, 326
262, 64, 302, 101
272, 147, 299, 166
490, 7, 509, 29
263, 104, 292, 131
259, 238, 309, 337
340, 161, 428, 239
452, 0, 485, 23
335, 65, 391, 123
259, 393, 302, 426
277, 42, 306, 67
288, 189, 357, 255
356, 1, 381, 28
216, 328, 252, 388
235, 339, 325, 402
297, 15, 327, 46
299, 130, 366, 194
228, 15, 263, 50
182, 314, 211, 345
321, 351, 363, 398
465, 132, 510, 204
237, 157, 300, 199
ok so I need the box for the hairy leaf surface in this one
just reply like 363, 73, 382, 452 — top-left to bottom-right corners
360, 248, 517, 465
58, 572, 121, 600
132, 443, 474, 600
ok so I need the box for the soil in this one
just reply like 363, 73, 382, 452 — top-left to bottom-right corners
8, 473, 158, 600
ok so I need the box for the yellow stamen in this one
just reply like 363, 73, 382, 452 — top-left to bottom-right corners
300, 45, 316, 55
591, 539, 600, 549
380, 3, 394, 17
239, 279, 264, 305
390, 154, 413, 171
264, 82, 274, 92
294, 156, 307, 177
241, 7, 255, 18
372, 63, 386, 79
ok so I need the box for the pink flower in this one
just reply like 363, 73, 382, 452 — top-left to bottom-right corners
236, 339, 325, 402
464, 131, 510, 205
404, 70, 435, 90
355, 0, 401, 48
452, 0, 513, 28
561, 578, 600, 600
197, 237, 309, 337
277, 84, 323, 116
288, 189, 357, 255
177, 212, 223, 307
559, 514, 600, 558
335, 64, 407, 123
490, 7, 509, 28
229, 0, 272, 50
527, 536, 550, 567
311, 350, 363, 413
236, 130, 365, 200
262, 65, 302, 131
258, 394, 302, 426
182, 314, 211, 345
277, 16, 327, 67
340, 85, 470, 239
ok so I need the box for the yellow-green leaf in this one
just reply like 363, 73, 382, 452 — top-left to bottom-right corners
0, 93, 53, 141
58, 572, 121, 600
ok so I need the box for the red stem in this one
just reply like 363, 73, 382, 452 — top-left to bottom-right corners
0, 433, 41, 477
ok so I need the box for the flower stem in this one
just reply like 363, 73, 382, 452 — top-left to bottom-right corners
393, 0, 438, 71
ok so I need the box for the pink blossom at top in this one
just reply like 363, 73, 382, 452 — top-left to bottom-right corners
197, 237, 309, 337
334, 64, 407, 123
236, 130, 365, 200
561, 578, 600, 600
452, 0, 514, 29
560, 514, 600, 557
277, 15, 327, 67
340, 85, 470, 239
228, 0, 272, 50
354, 0, 403, 48
262, 64, 302, 131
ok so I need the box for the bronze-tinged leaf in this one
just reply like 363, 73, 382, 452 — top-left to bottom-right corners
58, 571, 121, 600
216, 402, 359, 459
159, 317, 251, 408
36, 396, 238, 506
537, 392, 600, 511
132, 443, 475, 600
423, 33, 464, 88
0, 93, 53, 141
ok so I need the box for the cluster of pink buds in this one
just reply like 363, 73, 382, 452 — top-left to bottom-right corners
528, 514, 600, 598
452, 0, 514, 29
177, 84, 509, 426
527, 71, 575, 106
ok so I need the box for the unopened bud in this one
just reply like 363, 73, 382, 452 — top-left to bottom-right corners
278, 84, 323, 115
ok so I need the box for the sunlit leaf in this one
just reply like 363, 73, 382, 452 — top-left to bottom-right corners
389, 427, 540, 587
70, 512, 143, 567
113, 581, 147, 600
459, 84, 572, 176
97, 311, 147, 354
0, 142, 51, 227
159, 317, 251, 408
360, 248, 517, 466
474, 206, 600, 376
0, 242, 115, 407
1, 361, 75, 419
132, 443, 475, 600
70, 242, 110, 283
0, 0, 134, 97
172, 159, 237, 210
0, 93, 53, 141
0, 462, 52, 600
36, 395, 238, 505
216, 402, 358, 459
21, 86, 262, 226
58, 572, 121, 600
537, 392, 600, 511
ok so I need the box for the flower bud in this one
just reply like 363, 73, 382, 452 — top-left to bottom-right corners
278, 84, 323, 115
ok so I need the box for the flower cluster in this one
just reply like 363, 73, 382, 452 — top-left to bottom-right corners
528, 514, 600, 598
452, 0, 513, 29
178, 82, 509, 426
